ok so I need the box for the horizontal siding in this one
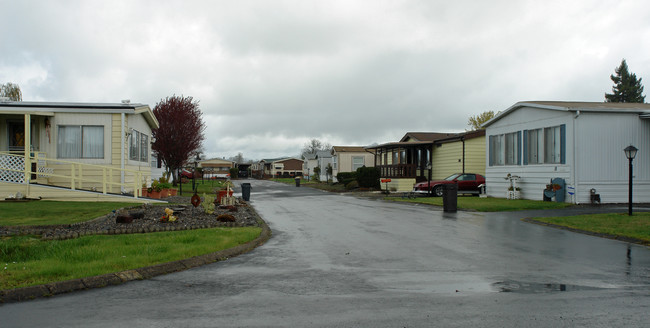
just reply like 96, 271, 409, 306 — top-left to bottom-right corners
382, 178, 416, 192
432, 143, 462, 179
432, 136, 486, 180
486, 165, 571, 201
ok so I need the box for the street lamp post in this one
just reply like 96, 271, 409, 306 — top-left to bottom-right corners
624, 145, 638, 216
192, 153, 201, 192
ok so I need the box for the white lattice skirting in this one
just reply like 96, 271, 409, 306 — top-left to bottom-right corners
0, 154, 25, 183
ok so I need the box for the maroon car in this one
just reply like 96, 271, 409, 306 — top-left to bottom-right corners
413, 173, 485, 197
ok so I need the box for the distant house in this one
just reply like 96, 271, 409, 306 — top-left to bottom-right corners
0, 100, 159, 201
366, 131, 486, 192
302, 152, 319, 180
254, 157, 304, 178
199, 158, 235, 178
483, 101, 650, 203
331, 146, 375, 180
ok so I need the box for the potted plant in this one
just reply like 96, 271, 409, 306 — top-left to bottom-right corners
148, 181, 162, 199
141, 183, 149, 198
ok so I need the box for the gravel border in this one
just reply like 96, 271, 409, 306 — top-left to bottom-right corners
0, 199, 272, 304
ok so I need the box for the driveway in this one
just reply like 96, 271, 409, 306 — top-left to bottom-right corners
1, 180, 649, 327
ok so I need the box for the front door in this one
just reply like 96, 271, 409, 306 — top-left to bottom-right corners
7, 121, 26, 152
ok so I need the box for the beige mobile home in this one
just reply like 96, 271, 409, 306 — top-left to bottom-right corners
0, 100, 159, 202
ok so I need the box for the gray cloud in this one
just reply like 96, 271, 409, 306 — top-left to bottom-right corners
2, 0, 650, 160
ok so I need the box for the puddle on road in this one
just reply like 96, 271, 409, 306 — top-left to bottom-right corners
492, 280, 603, 293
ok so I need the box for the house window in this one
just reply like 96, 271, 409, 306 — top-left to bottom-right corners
57, 125, 104, 159
489, 132, 520, 166
129, 130, 149, 162
352, 156, 364, 171
523, 124, 566, 165
333, 156, 337, 169
544, 126, 562, 164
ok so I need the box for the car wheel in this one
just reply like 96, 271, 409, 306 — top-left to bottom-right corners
433, 185, 444, 197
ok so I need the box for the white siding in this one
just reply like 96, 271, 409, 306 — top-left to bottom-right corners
486, 106, 650, 204
574, 112, 650, 204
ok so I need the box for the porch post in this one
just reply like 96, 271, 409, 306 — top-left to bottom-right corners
23, 114, 31, 182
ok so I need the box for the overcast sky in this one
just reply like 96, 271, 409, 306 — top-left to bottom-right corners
2, 0, 649, 160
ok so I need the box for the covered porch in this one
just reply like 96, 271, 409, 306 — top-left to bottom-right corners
366, 141, 433, 192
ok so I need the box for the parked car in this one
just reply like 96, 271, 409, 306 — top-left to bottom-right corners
413, 173, 485, 197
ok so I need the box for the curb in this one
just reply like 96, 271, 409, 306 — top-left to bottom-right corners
522, 217, 649, 247
0, 216, 271, 304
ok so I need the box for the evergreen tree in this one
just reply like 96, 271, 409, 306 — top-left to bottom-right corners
605, 59, 645, 103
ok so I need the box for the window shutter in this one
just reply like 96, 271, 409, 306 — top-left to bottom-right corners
560, 124, 566, 164
517, 131, 522, 165
522, 130, 528, 165
488, 135, 494, 166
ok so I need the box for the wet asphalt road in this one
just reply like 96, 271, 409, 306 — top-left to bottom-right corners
1, 179, 649, 327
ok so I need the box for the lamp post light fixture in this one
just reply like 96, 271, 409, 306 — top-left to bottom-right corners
624, 145, 638, 216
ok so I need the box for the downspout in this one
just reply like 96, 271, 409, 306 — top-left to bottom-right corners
121, 113, 125, 193
24, 114, 31, 197
462, 137, 466, 173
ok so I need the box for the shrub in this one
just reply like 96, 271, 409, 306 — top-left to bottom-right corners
337, 172, 358, 185
357, 166, 380, 189
229, 168, 239, 179
345, 180, 359, 190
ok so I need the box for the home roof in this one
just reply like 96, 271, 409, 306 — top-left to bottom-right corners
331, 146, 375, 153
399, 132, 456, 142
0, 100, 159, 129
483, 101, 650, 127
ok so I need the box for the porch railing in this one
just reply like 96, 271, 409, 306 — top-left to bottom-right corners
0, 151, 147, 198
377, 164, 417, 178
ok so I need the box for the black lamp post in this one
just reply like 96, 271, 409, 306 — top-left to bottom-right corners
624, 145, 638, 216
192, 153, 201, 192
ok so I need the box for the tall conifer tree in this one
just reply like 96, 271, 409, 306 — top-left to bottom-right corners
605, 59, 645, 103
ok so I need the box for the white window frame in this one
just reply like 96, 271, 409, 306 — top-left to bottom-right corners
129, 130, 149, 163
57, 125, 104, 159
352, 156, 365, 171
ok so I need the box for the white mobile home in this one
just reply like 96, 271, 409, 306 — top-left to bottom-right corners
483, 101, 650, 204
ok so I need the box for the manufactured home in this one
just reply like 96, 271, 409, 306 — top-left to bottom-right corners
0, 100, 159, 201
483, 101, 650, 204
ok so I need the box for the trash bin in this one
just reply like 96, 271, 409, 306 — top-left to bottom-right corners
295, 177, 301, 187
443, 183, 458, 213
241, 183, 251, 201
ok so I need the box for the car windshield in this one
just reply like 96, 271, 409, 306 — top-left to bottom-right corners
444, 174, 461, 181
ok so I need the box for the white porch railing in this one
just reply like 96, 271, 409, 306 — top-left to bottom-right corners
0, 151, 148, 198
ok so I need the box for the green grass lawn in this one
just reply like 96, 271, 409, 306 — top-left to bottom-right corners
0, 201, 137, 226
178, 179, 228, 196
388, 195, 573, 212
0, 227, 262, 290
271, 178, 347, 192
531, 212, 650, 243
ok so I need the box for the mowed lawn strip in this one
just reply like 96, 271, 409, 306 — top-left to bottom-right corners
531, 212, 650, 243
0, 227, 262, 290
0, 201, 137, 226
389, 196, 572, 212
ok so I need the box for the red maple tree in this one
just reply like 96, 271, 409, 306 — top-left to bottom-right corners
152, 95, 206, 185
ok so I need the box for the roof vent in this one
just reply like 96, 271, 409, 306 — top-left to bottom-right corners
121, 99, 131, 104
